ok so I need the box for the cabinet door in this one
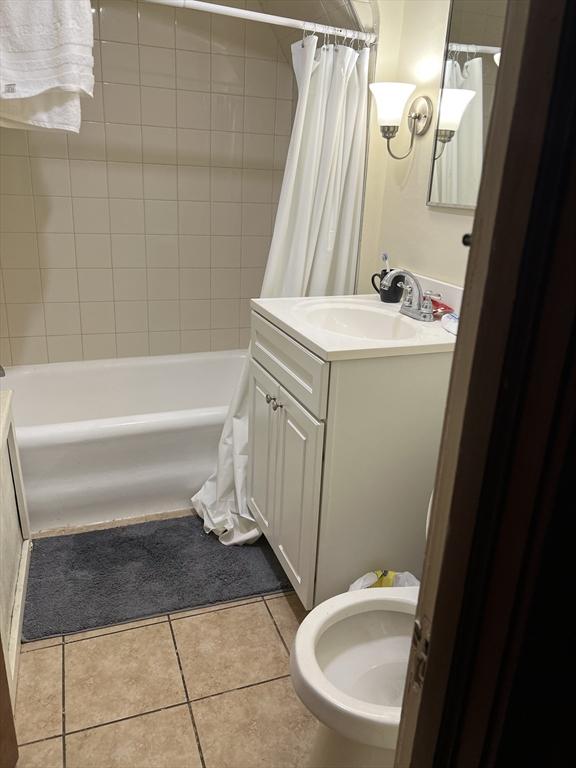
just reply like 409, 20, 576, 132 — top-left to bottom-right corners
0, 444, 23, 659
247, 360, 279, 537
273, 386, 324, 608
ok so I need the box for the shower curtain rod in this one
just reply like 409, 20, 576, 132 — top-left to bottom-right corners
449, 43, 501, 54
142, 0, 377, 44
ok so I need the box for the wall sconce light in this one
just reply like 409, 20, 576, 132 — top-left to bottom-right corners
369, 82, 433, 160
434, 88, 476, 159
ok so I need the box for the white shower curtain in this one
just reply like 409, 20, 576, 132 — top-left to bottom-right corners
432, 57, 484, 207
191, 37, 370, 544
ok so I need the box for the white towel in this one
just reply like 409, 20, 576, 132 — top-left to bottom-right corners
0, 0, 94, 133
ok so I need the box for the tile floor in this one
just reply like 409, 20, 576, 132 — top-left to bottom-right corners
15, 592, 314, 768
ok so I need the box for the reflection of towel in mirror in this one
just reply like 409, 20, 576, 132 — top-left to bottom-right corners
432, 58, 484, 207
0, 0, 94, 132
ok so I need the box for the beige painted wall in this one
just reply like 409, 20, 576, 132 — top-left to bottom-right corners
358, 0, 474, 291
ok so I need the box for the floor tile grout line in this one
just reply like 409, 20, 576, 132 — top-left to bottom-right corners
18, 674, 293, 748
21, 592, 294, 651
167, 615, 207, 768
61, 642, 67, 768
262, 595, 290, 655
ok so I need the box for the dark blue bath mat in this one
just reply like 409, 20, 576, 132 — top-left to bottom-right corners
22, 515, 291, 640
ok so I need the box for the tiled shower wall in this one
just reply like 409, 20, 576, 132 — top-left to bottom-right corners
0, 0, 294, 365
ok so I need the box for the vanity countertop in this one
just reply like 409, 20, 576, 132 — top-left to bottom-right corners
251, 294, 456, 362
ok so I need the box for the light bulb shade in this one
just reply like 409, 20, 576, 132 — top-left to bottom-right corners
369, 82, 416, 127
493, 52, 501, 66
437, 88, 476, 131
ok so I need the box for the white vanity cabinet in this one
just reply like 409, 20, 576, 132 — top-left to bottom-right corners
0, 390, 31, 706
248, 305, 454, 609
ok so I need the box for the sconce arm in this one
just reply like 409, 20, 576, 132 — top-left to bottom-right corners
386, 116, 418, 160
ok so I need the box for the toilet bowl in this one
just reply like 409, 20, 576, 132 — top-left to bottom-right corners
290, 586, 419, 765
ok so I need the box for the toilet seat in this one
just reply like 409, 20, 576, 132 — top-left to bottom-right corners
290, 587, 418, 750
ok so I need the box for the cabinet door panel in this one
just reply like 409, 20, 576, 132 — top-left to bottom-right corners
274, 386, 324, 608
0, 444, 23, 652
247, 360, 279, 537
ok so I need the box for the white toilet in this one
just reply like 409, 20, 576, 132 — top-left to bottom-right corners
290, 586, 419, 767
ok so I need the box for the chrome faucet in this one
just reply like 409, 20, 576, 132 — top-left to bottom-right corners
382, 269, 440, 322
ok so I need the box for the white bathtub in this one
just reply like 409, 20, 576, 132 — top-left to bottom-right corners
3, 351, 246, 533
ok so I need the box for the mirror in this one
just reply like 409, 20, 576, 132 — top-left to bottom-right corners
428, 0, 507, 209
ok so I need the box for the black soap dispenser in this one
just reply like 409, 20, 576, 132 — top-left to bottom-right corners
371, 253, 404, 303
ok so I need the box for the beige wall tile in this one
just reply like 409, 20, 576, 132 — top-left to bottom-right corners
4, 269, 42, 302
144, 200, 178, 235
148, 300, 179, 331
178, 202, 210, 235
245, 58, 277, 98
192, 677, 316, 768
82, 333, 117, 360
116, 331, 149, 357
0, 338, 11, 364
101, 41, 140, 85
103, 83, 142, 125
138, 2, 175, 48
241, 235, 270, 268
68, 122, 106, 161
66, 706, 201, 768
115, 301, 148, 332
274, 135, 290, 169
172, 602, 288, 699
175, 8, 211, 53
178, 166, 210, 202
211, 327, 240, 350
211, 267, 240, 299
277, 61, 294, 99
1, 233, 39, 268
212, 202, 241, 237
78, 268, 113, 302
99, 0, 138, 44
70, 160, 108, 198
179, 235, 210, 268
143, 165, 177, 200
211, 131, 243, 167
75, 234, 111, 268
105, 124, 142, 163
211, 54, 245, 95
242, 169, 273, 203
1, 127, 29, 156
1, 195, 35, 232
141, 87, 177, 129
65, 623, 185, 732
113, 268, 147, 300
180, 299, 210, 330
41, 268, 79, 303
72, 197, 109, 234
211, 15, 245, 56
211, 299, 239, 329
179, 268, 210, 300
245, 21, 279, 61
147, 268, 178, 300
15, 649, 63, 742
211, 93, 244, 132
244, 96, 276, 134
107, 162, 144, 199
211, 167, 241, 202
180, 329, 210, 352
6, 303, 45, 336
243, 132, 274, 169
140, 46, 176, 89
275, 98, 292, 135
28, 131, 68, 159
0, 156, 32, 195
47, 334, 83, 362
10, 335, 48, 364
142, 126, 177, 165
212, 236, 241, 268
176, 91, 211, 130
239, 327, 250, 347
149, 330, 180, 355
111, 234, 146, 268
34, 197, 74, 233
80, 302, 115, 333
110, 198, 145, 234
146, 235, 178, 267
81, 83, 104, 122
44, 303, 81, 336
176, 50, 211, 92
177, 129, 211, 166
243, 203, 272, 236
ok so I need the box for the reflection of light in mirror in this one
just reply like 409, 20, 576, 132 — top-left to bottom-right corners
413, 56, 443, 82
438, 89, 476, 131
494, 52, 501, 66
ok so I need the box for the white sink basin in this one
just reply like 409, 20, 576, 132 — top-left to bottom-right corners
297, 300, 418, 341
